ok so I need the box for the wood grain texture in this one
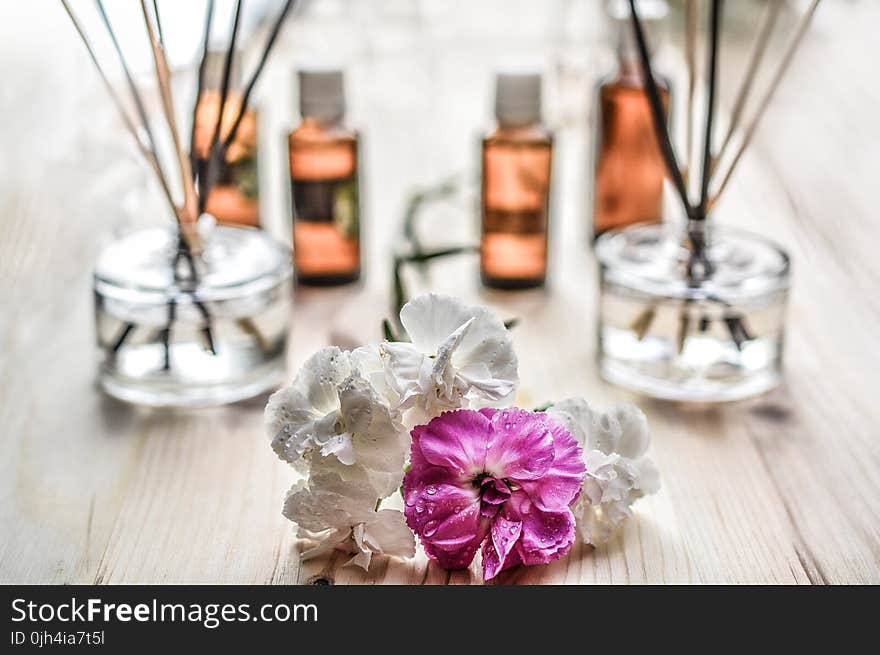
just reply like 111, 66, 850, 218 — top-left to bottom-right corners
1, 1, 878, 585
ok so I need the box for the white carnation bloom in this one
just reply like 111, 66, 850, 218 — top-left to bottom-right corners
547, 398, 660, 546
265, 346, 406, 492
283, 463, 415, 570
380, 293, 518, 427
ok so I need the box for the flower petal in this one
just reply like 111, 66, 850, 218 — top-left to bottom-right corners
351, 406, 407, 481
545, 397, 592, 446
351, 343, 401, 412
282, 471, 376, 533
398, 293, 519, 407
431, 318, 474, 403
299, 527, 349, 560
361, 509, 417, 559
506, 491, 576, 567
402, 467, 487, 570
582, 449, 619, 505
399, 293, 476, 354
636, 457, 661, 495
482, 515, 523, 580
484, 408, 555, 481
413, 409, 491, 476
338, 371, 407, 479
265, 347, 352, 465
518, 416, 585, 511
380, 342, 427, 409
319, 432, 355, 464
338, 375, 375, 435
345, 533, 373, 570
608, 405, 651, 459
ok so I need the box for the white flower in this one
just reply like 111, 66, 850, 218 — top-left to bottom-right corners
380, 293, 518, 427
265, 346, 406, 493
547, 398, 660, 546
283, 462, 415, 569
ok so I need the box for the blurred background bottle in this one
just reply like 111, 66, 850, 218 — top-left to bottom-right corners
592, 0, 669, 240
192, 51, 261, 228
481, 72, 553, 290
289, 69, 360, 286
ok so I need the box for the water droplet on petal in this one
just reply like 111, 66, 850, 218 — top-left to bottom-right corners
425, 485, 437, 495
424, 520, 438, 536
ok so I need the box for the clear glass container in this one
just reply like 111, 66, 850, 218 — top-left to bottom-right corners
596, 223, 790, 402
94, 225, 292, 407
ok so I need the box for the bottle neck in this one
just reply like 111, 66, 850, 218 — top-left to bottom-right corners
617, 55, 639, 81
301, 114, 344, 129
496, 117, 541, 130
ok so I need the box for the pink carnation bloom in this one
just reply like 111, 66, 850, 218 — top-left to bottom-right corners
403, 408, 586, 580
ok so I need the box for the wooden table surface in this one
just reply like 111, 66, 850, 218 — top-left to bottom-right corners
1, 1, 878, 584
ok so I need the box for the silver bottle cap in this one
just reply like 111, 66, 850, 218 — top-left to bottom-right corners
298, 68, 346, 123
494, 72, 542, 126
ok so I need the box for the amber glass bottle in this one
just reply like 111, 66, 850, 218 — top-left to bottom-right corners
289, 70, 360, 285
192, 52, 260, 227
481, 73, 553, 290
592, 1, 670, 239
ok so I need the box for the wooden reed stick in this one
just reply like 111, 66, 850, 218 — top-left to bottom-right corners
698, 0, 722, 219
713, 0, 781, 173
95, 0, 161, 158
628, 0, 693, 218
200, 0, 243, 213
152, 0, 165, 48
684, 0, 698, 187
710, 0, 822, 209
189, 0, 216, 170
61, 0, 177, 216
223, 0, 297, 151
140, 0, 200, 247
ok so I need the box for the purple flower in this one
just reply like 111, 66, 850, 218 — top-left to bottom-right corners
403, 408, 586, 580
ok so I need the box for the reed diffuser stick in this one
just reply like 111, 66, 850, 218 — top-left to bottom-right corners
190, 0, 216, 171
152, 0, 165, 47
200, 0, 243, 214
95, 0, 161, 159
627, 0, 692, 218
686, 0, 722, 280
61, 0, 177, 216
710, 0, 821, 209
712, 1, 781, 173
684, 0, 698, 186
140, 0, 200, 249
698, 0, 721, 219
223, 0, 297, 151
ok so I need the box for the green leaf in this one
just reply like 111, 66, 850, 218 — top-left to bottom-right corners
382, 318, 398, 342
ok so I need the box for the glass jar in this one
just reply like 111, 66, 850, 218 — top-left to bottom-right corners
596, 222, 790, 402
94, 224, 292, 407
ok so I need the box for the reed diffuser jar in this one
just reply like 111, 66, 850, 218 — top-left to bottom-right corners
592, 0, 820, 401
596, 222, 789, 401
94, 224, 292, 407
61, 1, 297, 406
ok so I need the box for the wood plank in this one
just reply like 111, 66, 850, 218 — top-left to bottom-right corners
0, 0, 878, 585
